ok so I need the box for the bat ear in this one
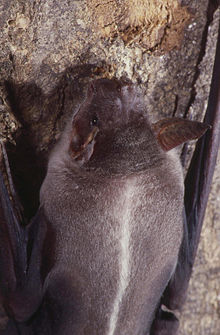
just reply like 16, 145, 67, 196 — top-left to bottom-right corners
152, 117, 210, 151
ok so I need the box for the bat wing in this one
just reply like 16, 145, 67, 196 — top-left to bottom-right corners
0, 142, 48, 332
151, 19, 220, 335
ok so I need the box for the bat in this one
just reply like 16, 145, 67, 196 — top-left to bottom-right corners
0, 25, 219, 334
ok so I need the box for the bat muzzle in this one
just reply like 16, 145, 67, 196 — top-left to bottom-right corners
69, 126, 99, 162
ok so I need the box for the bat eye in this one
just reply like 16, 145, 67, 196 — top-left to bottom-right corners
91, 116, 98, 126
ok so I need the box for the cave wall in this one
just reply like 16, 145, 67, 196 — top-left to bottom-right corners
0, 0, 219, 333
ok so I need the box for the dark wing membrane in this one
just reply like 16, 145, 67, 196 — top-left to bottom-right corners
184, 22, 220, 265
0, 159, 27, 311
151, 18, 220, 334
0, 143, 49, 330
0, 191, 48, 322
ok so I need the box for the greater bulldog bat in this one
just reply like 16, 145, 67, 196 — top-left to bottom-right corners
0, 34, 219, 334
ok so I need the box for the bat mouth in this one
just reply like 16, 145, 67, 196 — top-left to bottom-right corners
83, 126, 99, 148
69, 126, 99, 161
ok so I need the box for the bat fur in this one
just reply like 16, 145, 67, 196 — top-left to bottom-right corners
0, 77, 214, 334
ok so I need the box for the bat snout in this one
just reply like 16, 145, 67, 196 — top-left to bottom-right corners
69, 125, 99, 161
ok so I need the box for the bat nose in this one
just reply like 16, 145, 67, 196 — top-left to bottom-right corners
69, 124, 99, 159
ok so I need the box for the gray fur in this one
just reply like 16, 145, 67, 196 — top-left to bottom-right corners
39, 79, 184, 335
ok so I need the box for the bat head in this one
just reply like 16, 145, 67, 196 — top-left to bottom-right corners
68, 78, 147, 163
68, 78, 210, 166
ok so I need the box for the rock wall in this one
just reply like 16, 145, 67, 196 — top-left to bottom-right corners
0, 0, 219, 333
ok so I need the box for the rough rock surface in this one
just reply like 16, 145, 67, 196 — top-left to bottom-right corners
179, 8, 220, 334
0, 0, 219, 333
